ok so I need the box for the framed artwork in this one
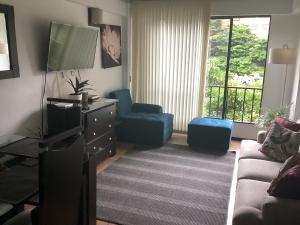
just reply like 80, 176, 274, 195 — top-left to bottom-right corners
100, 24, 121, 68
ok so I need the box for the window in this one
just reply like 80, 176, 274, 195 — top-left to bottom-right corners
204, 16, 271, 123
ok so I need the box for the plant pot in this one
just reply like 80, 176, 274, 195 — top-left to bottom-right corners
69, 94, 82, 101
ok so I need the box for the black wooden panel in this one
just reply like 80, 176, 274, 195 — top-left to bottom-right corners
83, 154, 96, 225
38, 136, 84, 225
85, 125, 114, 143
86, 131, 115, 155
86, 105, 115, 129
95, 143, 116, 164
47, 104, 81, 137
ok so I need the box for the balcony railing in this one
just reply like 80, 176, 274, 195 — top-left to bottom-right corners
205, 85, 263, 123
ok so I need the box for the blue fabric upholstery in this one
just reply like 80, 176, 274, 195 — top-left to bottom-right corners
117, 113, 173, 146
109, 89, 173, 146
132, 103, 162, 114
188, 117, 234, 151
109, 89, 133, 117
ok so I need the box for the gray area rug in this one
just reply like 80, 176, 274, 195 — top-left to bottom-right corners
96, 144, 236, 225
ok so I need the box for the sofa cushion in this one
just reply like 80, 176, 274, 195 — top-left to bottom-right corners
233, 179, 269, 225
238, 158, 282, 182
260, 122, 300, 162
269, 164, 300, 200
275, 115, 300, 132
268, 152, 300, 194
109, 89, 133, 117
132, 103, 162, 114
262, 195, 300, 225
121, 112, 170, 121
239, 140, 273, 161
234, 179, 270, 210
233, 207, 263, 225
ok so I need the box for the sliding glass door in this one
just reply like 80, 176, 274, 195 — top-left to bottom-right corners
204, 16, 270, 123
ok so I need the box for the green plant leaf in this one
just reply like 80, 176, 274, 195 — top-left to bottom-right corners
75, 77, 80, 88
66, 75, 91, 95
255, 104, 291, 128
66, 78, 75, 90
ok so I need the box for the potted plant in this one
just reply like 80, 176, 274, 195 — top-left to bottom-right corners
256, 104, 291, 129
66, 75, 93, 100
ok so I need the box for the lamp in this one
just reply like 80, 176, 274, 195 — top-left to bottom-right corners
268, 45, 297, 107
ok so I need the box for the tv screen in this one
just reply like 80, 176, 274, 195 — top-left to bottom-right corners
47, 22, 99, 72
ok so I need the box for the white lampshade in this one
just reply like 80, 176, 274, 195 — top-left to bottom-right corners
0, 42, 8, 54
268, 47, 297, 64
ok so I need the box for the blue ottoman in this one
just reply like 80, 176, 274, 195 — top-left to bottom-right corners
188, 117, 234, 151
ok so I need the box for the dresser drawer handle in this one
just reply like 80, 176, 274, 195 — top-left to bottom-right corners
93, 146, 103, 153
109, 111, 113, 115
108, 124, 112, 128
93, 118, 98, 122
93, 132, 96, 136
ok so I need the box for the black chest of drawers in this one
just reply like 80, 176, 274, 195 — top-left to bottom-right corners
82, 100, 117, 163
47, 98, 117, 164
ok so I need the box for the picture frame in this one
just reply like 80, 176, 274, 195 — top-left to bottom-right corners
100, 24, 121, 68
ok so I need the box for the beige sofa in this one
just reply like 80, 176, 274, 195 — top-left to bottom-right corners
232, 132, 300, 225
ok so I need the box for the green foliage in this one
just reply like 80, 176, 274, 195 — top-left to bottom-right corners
205, 19, 268, 123
66, 75, 93, 95
256, 105, 291, 128
205, 86, 262, 122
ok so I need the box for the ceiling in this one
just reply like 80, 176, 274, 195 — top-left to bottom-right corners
120, 0, 274, 2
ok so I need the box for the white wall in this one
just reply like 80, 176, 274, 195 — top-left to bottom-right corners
212, 0, 294, 16
291, 37, 300, 119
293, 0, 300, 14
264, 15, 300, 111
290, 1, 300, 119
212, 0, 300, 139
239, 15, 300, 139
0, 0, 129, 137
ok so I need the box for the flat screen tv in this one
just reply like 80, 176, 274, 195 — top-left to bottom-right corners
47, 22, 99, 72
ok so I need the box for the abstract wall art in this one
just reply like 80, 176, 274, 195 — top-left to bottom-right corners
100, 24, 121, 68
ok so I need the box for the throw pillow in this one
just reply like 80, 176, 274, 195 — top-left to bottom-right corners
259, 122, 300, 162
269, 164, 300, 200
275, 115, 300, 132
268, 152, 300, 194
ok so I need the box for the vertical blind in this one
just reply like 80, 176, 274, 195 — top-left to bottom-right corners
131, 0, 211, 131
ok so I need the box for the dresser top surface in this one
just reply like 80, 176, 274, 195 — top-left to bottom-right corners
82, 98, 117, 114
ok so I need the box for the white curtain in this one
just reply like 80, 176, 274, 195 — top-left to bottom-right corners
130, 0, 211, 131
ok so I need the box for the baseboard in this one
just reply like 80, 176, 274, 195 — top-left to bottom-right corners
231, 137, 243, 141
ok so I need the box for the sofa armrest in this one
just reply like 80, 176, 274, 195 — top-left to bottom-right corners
132, 103, 163, 114
257, 130, 267, 144
262, 195, 300, 225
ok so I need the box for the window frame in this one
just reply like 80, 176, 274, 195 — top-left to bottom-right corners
207, 15, 272, 124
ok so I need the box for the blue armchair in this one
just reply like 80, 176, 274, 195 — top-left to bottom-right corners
109, 89, 174, 146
